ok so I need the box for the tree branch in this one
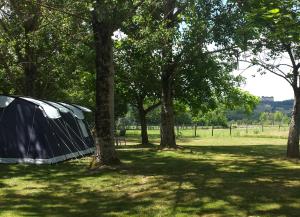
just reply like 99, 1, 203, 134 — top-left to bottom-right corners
239, 59, 293, 86
296, 63, 300, 71
277, 63, 293, 68
204, 46, 239, 55
25, 0, 90, 22
145, 101, 161, 114
285, 44, 296, 68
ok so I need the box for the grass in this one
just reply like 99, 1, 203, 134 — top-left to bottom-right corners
125, 126, 290, 145
126, 125, 290, 140
1, 136, 300, 216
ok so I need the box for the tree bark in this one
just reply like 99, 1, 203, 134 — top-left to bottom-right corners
160, 69, 176, 148
160, 0, 177, 148
287, 92, 300, 158
92, 14, 119, 165
23, 38, 38, 97
136, 99, 160, 145
138, 107, 149, 145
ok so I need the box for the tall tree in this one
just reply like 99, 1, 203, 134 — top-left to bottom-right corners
160, 0, 179, 148
0, 0, 42, 96
237, 0, 300, 158
158, 0, 250, 148
121, 0, 253, 148
91, 0, 144, 165
115, 33, 161, 145
0, 0, 91, 100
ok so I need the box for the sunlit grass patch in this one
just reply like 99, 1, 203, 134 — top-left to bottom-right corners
0, 136, 300, 216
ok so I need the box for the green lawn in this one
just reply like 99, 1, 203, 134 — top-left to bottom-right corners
1, 137, 300, 217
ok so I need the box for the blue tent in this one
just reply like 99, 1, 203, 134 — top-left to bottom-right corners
0, 95, 95, 164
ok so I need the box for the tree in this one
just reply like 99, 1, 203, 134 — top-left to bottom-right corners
118, 0, 260, 148
159, 0, 178, 148
238, 0, 300, 158
91, 0, 144, 165
115, 35, 161, 145
259, 112, 268, 132
0, 1, 93, 100
274, 111, 284, 129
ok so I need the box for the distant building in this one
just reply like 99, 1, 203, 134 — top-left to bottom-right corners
261, 96, 274, 102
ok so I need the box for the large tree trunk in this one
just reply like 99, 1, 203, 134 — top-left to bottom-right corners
92, 15, 119, 165
138, 107, 149, 145
160, 0, 177, 148
160, 70, 176, 148
287, 91, 300, 158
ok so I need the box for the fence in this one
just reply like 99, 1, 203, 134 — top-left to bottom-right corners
124, 124, 290, 139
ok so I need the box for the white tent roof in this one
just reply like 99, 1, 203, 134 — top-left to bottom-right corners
0, 96, 91, 120
58, 102, 85, 120
46, 101, 70, 113
20, 97, 62, 119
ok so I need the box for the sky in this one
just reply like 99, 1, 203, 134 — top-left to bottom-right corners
235, 63, 294, 101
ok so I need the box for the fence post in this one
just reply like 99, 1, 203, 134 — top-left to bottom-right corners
212, 125, 214, 136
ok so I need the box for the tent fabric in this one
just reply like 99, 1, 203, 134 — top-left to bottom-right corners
58, 102, 85, 119
0, 96, 15, 108
0, 95, 95, 164
20, 97, 62, 119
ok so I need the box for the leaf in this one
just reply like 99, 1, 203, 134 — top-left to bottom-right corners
268, 8, 280, 14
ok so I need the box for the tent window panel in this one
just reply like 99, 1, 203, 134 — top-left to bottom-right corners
78, 120, 89, 138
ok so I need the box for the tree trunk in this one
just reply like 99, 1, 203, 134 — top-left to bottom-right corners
23, 38, 37, 97
160, 0, 177, 148
16, 1, 41, 97
92, 15, 119, 165
138, 106, 149, 145
160, 70, 176, 148
287, 93, 300, 158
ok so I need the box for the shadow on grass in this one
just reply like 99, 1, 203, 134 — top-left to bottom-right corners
187, 144, 287, 158
0, 144, 300, 216
116, 143, 157, 149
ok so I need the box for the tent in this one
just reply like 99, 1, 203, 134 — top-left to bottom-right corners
0, 95, 95, 164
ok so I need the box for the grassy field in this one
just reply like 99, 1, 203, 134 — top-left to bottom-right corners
126, 125, 290, 139
1, 135, 300, 216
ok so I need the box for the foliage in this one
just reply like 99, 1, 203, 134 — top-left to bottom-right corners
259, 112, 269, 124
0, 1, 93, 101
237, 0, 300, 85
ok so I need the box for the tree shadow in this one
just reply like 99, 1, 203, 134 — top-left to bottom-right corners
0, 145, 300, 216
118, 146, 300, 216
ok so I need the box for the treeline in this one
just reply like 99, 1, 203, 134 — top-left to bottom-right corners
227, 100, 293, 122
117, 105, 290, 130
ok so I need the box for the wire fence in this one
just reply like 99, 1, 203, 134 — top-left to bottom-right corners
124, 124, 290, 139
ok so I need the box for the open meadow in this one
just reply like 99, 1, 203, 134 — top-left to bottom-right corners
1, 127, 300, 217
